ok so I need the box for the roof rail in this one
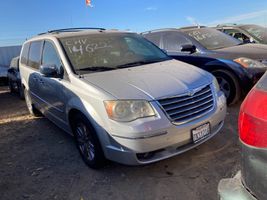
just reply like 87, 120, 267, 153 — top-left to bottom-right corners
141, 28, 178, 35
178, 25, 207, 30
216, 23, 238, 27
38, 27, 106, 35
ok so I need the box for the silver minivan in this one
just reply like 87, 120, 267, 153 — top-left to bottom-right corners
20, 28, 226, 168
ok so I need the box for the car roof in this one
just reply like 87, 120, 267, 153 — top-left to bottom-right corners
141, 28, 180, 35
141, 26, 209, 34
179, 25, 207, 30
216, 24, 258, 29
178, 27, 215, 32
25, 28, 133, 42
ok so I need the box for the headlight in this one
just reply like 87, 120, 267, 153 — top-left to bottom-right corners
213, 76, 220, 92
234, 57, 266, 68
104, 100, 155, 122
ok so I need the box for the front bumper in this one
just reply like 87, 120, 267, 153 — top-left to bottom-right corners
218, 171, 257, 200
98, 92, 226, 165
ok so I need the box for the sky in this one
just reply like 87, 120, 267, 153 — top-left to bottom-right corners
0, 0, 267, 46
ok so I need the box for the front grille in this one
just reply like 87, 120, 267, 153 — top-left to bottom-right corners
157, 85, 214, 124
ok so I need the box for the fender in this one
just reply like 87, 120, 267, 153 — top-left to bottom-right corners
66, 96, 108, 134
204, 59, 252, 92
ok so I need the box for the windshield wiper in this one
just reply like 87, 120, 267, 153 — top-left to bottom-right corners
77, 66, 115, 72
116, 58, 169, 69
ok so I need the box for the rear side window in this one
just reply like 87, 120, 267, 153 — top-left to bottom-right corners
28, 41, 43, 69
21, 43, 30, 65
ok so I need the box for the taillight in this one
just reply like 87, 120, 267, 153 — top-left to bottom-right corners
239, 88, 267, 148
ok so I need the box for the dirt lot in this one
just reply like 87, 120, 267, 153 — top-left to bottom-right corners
0, 86, 241, 200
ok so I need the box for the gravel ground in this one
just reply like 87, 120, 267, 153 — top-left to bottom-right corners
0, 86, 241, 200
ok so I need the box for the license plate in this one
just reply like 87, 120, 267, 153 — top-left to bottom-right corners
192, 123, 210, 143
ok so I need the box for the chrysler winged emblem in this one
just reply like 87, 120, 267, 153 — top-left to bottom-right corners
188, 90, 195, 96
187, 87, 202, 97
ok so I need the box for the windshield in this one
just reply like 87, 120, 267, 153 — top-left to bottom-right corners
183, 28, 242, 50
240, 25, 267, 43
60, 33, 170, 74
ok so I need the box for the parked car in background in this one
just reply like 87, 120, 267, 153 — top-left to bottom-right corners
0, 45, 22, 86
216, 24, 267, 44
142, 27, 267, 104
7, 56, 24, 99
218, 71, 267, 200
0, 65, 8, 85
20, 28, 226, 169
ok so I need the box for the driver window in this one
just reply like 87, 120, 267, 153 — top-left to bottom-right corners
42, 41, 62, 70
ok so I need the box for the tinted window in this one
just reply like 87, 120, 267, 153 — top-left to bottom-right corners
28, 41, 43, 69
183, 28, 241, 50
143, 33, 161, 47
162, 32, 192, 52
21, 43, 30, 65
42, 41, 62, 69
223, 29, 249, 42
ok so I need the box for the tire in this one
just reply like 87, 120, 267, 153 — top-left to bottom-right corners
8, 80, 15, 93
24, 88, 41, 116
212, 70, 241, 105
72, 114, 106, 169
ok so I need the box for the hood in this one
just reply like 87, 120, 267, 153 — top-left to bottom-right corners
210, 44, 267, 60
82, 60, 212, 100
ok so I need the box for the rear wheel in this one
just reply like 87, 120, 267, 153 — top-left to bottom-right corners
18, 83, 24, 100
24, 88, 41, 116
212, 70, 241, 105
72, 114, 106, 169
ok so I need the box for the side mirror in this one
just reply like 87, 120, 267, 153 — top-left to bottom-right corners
40, 64, 58, 77
181, 44, 197, 54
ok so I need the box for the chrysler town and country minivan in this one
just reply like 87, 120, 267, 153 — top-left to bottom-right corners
19, 28, 226, 168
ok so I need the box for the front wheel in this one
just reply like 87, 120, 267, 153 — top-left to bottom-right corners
72, 114, 106, 169
212, 70, 241, 105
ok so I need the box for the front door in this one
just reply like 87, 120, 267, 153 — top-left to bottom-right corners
38, 40, 68, 127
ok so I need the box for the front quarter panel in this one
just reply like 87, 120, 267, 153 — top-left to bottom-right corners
65, 75, 115, 134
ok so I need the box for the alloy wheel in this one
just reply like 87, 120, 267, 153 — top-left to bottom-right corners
75, 123, 95, 161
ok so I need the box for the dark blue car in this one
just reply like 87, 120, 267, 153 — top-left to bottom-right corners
142, 27, 267, 105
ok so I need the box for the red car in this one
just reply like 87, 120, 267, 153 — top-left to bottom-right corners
218, 71, 267, 199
